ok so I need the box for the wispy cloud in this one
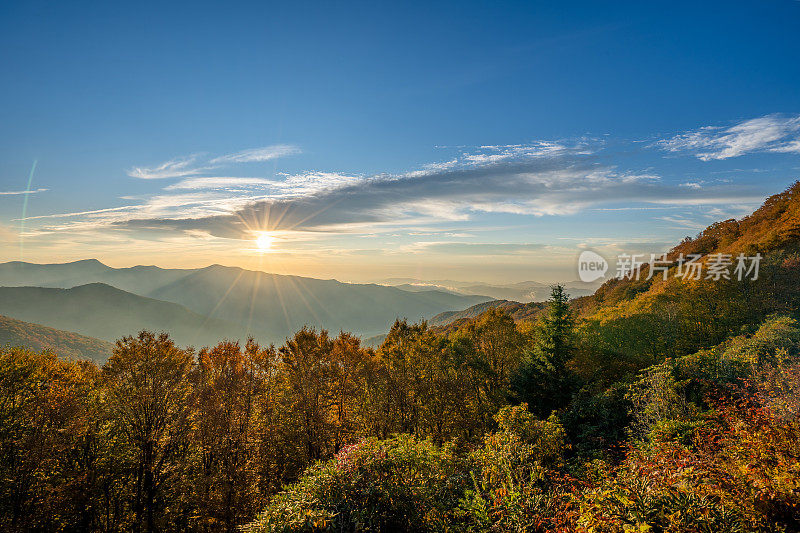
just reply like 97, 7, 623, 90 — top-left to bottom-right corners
659, 215, 708, 231
461, 142, 577, 164
127, 156, 204, 180
16, 205, 142, 221
208, 144, 300, 164
277, 172, 362, 195
657, 114, 800, 160
164, 172, 361, 196
127, 144, 300, 180
165, 177, 278, 190
109, 146, 760, 240
0, 188, 48, 195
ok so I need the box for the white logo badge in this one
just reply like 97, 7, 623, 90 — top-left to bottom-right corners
578, 250, 608, 282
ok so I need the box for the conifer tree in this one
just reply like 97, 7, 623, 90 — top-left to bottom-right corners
511, 285, 577, 417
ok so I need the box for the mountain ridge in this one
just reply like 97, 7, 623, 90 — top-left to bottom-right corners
0, 283, 247, 348
0, 261, 494, 344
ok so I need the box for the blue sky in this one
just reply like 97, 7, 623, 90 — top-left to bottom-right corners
1, 0, 799, 283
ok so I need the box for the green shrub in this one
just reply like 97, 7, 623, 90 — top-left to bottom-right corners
243, 435, 468, 532
459, 404, 576, 532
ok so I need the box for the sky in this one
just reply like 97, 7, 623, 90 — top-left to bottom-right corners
1, 0, 799, 284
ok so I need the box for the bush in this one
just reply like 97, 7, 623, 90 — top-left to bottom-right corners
459, 404, 577, 532
577, 366, 800, 533
243, 435, 468, 532
562, 383, 631, 459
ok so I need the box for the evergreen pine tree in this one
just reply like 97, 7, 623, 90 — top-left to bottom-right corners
511, 284, 578, 417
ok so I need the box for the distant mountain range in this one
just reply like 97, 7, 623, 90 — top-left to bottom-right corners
429, 300, 524, 327
0, 314, 113, 362
380, 278, 598, 302
0, 260, 494, 347
0, 283, 242, 348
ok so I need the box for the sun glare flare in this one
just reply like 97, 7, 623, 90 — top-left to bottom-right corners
256, 233, 275, 251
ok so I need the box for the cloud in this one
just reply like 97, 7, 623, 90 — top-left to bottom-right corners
208, 144, 300, 164
16, 205, 142, 221
28, 136, 768, 247
461, 142, 574, 164
127, 156, 203, 179
19, 190, 270, 239
0, 188, 48, 195
165, 177, 279, 190
110, 147, 760, 240
659, 215, 708, 231
127, 144, 300, 180
164, 172, 362, 197
657, 114, 800, 160
772, 139, 800, 154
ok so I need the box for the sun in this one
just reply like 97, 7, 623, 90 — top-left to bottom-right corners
255, 233, 274, 251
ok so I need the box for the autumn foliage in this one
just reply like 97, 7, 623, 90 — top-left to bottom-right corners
2, 184, 800, 531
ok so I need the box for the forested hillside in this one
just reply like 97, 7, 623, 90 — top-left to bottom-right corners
430, 299, 545, 328
2, 183, 800, 532
0, 314, 113, 362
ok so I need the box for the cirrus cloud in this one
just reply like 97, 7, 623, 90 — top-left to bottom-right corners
208, 144, 301, 164
127, 155, 204, 180
657, 114, 800, 160
127, 144, 301, 180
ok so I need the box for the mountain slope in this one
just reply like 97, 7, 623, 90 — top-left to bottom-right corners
430, 300, 521, 327
0, 283, 246, 348
0, 261, 492, 341
572, 181, 800, 320
439, 182, 800, 363
0, 314, 113, 362
148, 265, 492, 338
